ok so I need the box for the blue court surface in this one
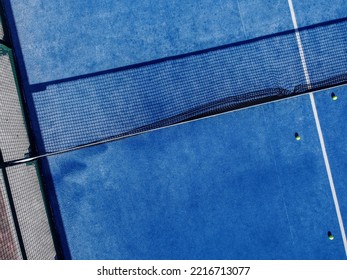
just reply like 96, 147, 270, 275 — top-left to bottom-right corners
2, 0, 347, 259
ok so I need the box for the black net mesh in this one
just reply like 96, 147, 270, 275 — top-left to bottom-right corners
29, 17, 347, 154
0, 45, 56, 259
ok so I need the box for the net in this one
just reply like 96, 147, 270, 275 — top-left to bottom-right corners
27, 17, 347, 155
0, 45, 56, 259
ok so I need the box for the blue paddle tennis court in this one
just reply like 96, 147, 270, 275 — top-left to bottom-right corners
0, 0, 347, 259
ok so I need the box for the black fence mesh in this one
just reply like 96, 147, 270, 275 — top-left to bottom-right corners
0, 44, 56, 259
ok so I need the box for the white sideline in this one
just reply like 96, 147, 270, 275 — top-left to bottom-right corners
288, 0, 347, 256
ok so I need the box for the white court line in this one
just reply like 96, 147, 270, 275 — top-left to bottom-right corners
288, 0, 347, 256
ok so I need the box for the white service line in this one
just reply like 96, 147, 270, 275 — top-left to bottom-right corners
288, 0, 347, 256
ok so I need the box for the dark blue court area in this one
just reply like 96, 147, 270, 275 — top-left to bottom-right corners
1, 0, 347, 259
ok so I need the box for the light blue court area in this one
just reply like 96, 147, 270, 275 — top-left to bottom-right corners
292, 0, 347, 26
314, 87, 347, 235
4, 0, 295, 84
1, 0, 347, 259
46, 90, 347, 259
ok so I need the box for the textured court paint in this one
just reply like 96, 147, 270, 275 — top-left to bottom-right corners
3, 0, 347, 260
24, 18, 347, 154
31, 32, 307, 153
46, 95, 346, 259
298, 23, 347, 86
308, 92, 347, 256
289, 0, 347, 255
291, 0, 347, 27
4, 0, 297, 85
236, 0, 293, 38
262, 94, 346, 259
5, 0, 245, 84
314, 86, 347, 251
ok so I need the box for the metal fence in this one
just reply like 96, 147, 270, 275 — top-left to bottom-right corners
0, 43, 56, 259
